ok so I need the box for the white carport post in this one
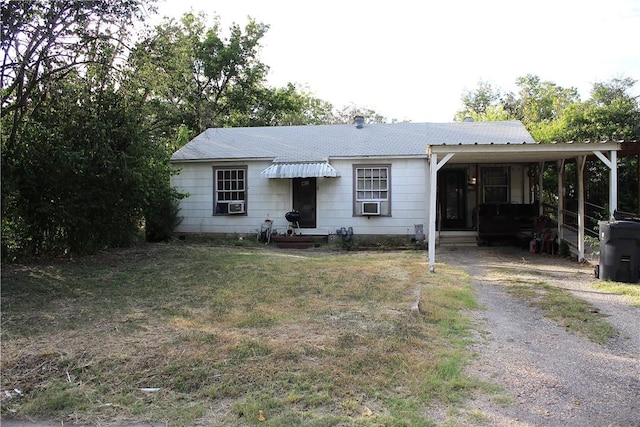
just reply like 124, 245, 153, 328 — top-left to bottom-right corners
592, 149, 618, 219
610, 150, 618, 218
428, 152, 454, 273
577, 156, 586, 261
558, 160, 565, 243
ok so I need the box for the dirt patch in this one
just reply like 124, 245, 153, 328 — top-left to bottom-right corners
437, 245, 640, 426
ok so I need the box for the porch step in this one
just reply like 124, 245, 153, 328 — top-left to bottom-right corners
438, 232, 477, 247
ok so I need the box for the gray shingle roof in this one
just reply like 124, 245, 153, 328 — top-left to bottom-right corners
171, 120, 536, 162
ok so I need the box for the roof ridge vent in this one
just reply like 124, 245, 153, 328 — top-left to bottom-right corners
354, 115, 365, 129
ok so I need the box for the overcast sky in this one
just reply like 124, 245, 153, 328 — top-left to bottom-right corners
150, 0, 640, 123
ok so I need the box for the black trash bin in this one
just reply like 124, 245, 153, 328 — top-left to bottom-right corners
598, 220, 640, 283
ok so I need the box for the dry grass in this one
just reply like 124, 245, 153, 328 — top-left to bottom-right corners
1, 243, 479, 426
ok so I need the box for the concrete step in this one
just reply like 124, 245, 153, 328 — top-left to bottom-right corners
438, 232, 477, 246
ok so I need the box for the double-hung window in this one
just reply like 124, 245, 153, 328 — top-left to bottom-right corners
214, 166, 247, 215
482, 166, 510, 203
354, 164, 391, 216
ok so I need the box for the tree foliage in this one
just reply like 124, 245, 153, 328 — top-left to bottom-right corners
1, 0, 151, 147
127, 12, 386, 140
455, 74, 638, 142
509, 74, 580, 125
563, 78, 640, 213
128, 12, 271, 134
456, 75, 640, 214
1, 3, 387, 260
4, 72, 156, 253
560, 77, 640, 142
454, 80, 510, 122
0, 0, 183, 259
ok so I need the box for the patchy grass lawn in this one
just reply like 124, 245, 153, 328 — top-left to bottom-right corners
486, 266, 619, 345
504, 279, 617, 344
595, 281, 640, 307
1, 243, 480, 426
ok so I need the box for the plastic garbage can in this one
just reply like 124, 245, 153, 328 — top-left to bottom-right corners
598, 220, 640, 283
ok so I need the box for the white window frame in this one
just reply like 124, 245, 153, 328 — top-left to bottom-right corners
213, 166, 247, 215
353, 164, 391, 216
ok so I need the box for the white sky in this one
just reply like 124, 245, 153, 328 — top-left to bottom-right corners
149, 0, 640, 123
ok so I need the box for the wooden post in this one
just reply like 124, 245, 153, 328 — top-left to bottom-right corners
538, 161, 545, 216
428, 152, 454, 273
558, 159, 565, 243
428, 153, 438, 273
610, 150, 617, 219
577, 156, 586, 261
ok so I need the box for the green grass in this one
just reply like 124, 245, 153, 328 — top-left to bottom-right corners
595, 281, 640, 307
1, 243, 481, 426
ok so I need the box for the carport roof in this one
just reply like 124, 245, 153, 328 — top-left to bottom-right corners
428, 140, 622, 164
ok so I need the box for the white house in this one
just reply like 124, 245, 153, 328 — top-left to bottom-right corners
170, 118, 621, 271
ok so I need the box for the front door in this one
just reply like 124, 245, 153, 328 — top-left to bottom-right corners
439, 169, 466, 229
292, 178, 316, 228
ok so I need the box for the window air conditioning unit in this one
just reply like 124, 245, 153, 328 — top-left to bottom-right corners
361, 201, 381, 215
228, 202, 245, 214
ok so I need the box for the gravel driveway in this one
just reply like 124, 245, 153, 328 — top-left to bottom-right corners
437, 245, 640, 427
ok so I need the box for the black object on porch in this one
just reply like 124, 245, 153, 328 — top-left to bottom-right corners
477, 203, 539, 246
272, 210, 314, 249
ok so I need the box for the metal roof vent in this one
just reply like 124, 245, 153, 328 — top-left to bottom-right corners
354, 115, 365, 128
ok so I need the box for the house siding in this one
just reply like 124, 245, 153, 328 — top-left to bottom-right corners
171, 158, 429, 237
171, 158, 537, 239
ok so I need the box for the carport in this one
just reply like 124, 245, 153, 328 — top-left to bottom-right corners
427, 140, 622, 272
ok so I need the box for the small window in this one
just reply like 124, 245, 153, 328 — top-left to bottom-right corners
482, 167, 509, 203
354, 165, 391, 216
214, 166, 247, 215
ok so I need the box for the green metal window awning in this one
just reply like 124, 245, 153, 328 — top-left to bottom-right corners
261, 162, 341, 179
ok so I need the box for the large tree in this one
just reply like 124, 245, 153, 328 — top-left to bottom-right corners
455, 75, 640, 216
508, 75, 579, 124
1, 0, 153, 148
1, 3, 388, 259
0, 0, 185, 258
454, 80, 510, 122
560, 78, 640, 214
128, 12, 388, 144
127, 12, 304, 139
455, 75, 581, 141
559, 77, 640, 142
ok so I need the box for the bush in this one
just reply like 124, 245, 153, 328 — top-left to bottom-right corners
144, 196, 183, 242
